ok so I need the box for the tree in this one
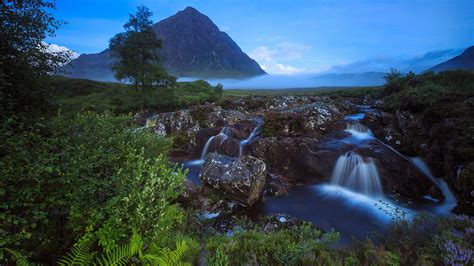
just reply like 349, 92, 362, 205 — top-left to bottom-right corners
0, 0, 72, 120
109, 6, 175, 94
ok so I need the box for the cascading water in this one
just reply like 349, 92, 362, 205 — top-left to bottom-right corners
410, 157, 457, 214
200, 127, 232, 160
345, 121, 373, 140
330, 151, 383, 197
239, 121, 262, 158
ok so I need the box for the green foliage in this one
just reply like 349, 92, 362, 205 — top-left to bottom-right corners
207, 246, 230, 266
0, 112, 185, 263
50, 77, 223, 115
383, 70, 474, 112
207, 223, 340, 265
109, 6, 175, 93
60, 231, 191, 265
0, 0, 71, 120
58, 226, 96, 265
262, 112, 306, 137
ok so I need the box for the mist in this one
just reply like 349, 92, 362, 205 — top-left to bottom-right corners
179, 72, 387, 90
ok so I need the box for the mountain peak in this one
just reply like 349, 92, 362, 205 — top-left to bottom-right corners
182, 6, 199, 14
62, 6, 265, 80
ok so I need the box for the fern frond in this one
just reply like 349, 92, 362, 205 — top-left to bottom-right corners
58, 236, 95, 266
3, 248, 29, 266
130, 230, 144, 256
155, 240, 191, 266
96, 244, 133, 266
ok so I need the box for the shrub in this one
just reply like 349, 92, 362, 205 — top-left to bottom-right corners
0, 112, 186, 263
206, 223, 339, 265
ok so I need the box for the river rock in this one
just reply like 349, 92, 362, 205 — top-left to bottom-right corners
200, 153, 267, 206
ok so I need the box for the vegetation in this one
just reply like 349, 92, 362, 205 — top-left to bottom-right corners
0, 112, 189, 263
109, 6, 175, 94
0, 0, 71, 121
1, 1, 473, 265
224, 86, 380, 97
50, 76, 222, 114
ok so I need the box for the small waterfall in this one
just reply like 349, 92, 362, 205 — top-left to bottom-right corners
410, 157, 457, 214
345, 121, 373, 140
239, 121, 262, 158
331, 151, 383, 197
200, 127, 232, 160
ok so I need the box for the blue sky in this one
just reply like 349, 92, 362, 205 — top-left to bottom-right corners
47, 0, 474, 74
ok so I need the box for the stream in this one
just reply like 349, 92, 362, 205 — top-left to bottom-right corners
179, 106, 457, 244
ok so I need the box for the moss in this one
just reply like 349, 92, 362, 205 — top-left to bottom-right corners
262, 112, 306, 137
171, 132, 189, 151
190, 106, 212, 128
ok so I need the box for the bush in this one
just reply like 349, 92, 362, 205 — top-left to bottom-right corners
207, 223, 340, 265
0, 112, 186, 263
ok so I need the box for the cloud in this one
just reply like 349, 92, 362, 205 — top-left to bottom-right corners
325, 48, 465, 74
249, 42, 311, 75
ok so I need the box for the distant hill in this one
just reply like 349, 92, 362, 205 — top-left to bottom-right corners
428, 46, 474, 72
62, 7, 265, 81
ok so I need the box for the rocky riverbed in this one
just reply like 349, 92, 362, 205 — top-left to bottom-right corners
136, 94, 470, 242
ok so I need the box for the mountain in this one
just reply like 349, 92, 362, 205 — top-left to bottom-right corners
428, 46, 474, 72
62, 7, 265, 81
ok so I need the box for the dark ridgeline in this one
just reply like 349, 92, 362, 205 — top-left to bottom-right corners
62, 7, 266, 81
429, 45, 474, 72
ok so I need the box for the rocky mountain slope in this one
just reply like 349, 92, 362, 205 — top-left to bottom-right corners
429, 46, 474, 72
62, 7, 265, 81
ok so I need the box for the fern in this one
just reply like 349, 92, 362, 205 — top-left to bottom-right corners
58, 233, 95, 265
143, 240, 190, 266
3, 248, 29, 266
96, 231, 144, 265
96, 244, 133, 266
207, 246, 230, 266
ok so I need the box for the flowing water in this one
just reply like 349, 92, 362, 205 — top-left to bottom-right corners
179, 110, 457, 244
200, 127, 232, 160
330, 151, 383, 197
239, 119, 263, 158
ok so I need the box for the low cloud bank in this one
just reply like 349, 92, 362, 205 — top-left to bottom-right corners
180, 72, 386, 89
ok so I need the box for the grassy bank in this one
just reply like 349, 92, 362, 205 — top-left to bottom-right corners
49, 76, 222, 115
224, 86, 381, 97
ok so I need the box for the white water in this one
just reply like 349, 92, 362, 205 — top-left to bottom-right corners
339, 113, 457, 214
200, 127, 232, 160
239, 121, 262, 158
331, 152, 383, 197
410, 157, 457, 214
345, 122, 374, 140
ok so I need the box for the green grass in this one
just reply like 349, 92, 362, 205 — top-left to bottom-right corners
49, 76, 221, 115
224, 86, 381, 97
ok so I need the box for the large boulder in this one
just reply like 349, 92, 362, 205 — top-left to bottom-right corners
200, 153, 267, 206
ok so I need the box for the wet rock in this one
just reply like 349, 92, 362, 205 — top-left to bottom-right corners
248, 136, 348, 183
218, 138, 241, 157
147, 109, 201, 146
200, 153, 267, 206
262, 98, 347, 138
133, 110, 151, 125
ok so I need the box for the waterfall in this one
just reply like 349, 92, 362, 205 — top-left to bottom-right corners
345, 121, 373, 140
410, 157, 457, 214
331, 151, 383, 197
239, 121, 262, 158
200, 127, 232, 160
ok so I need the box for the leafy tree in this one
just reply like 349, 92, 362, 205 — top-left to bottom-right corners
109, 6, 175, 95
0, 0, 72, 120
215, 83, 224, 96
